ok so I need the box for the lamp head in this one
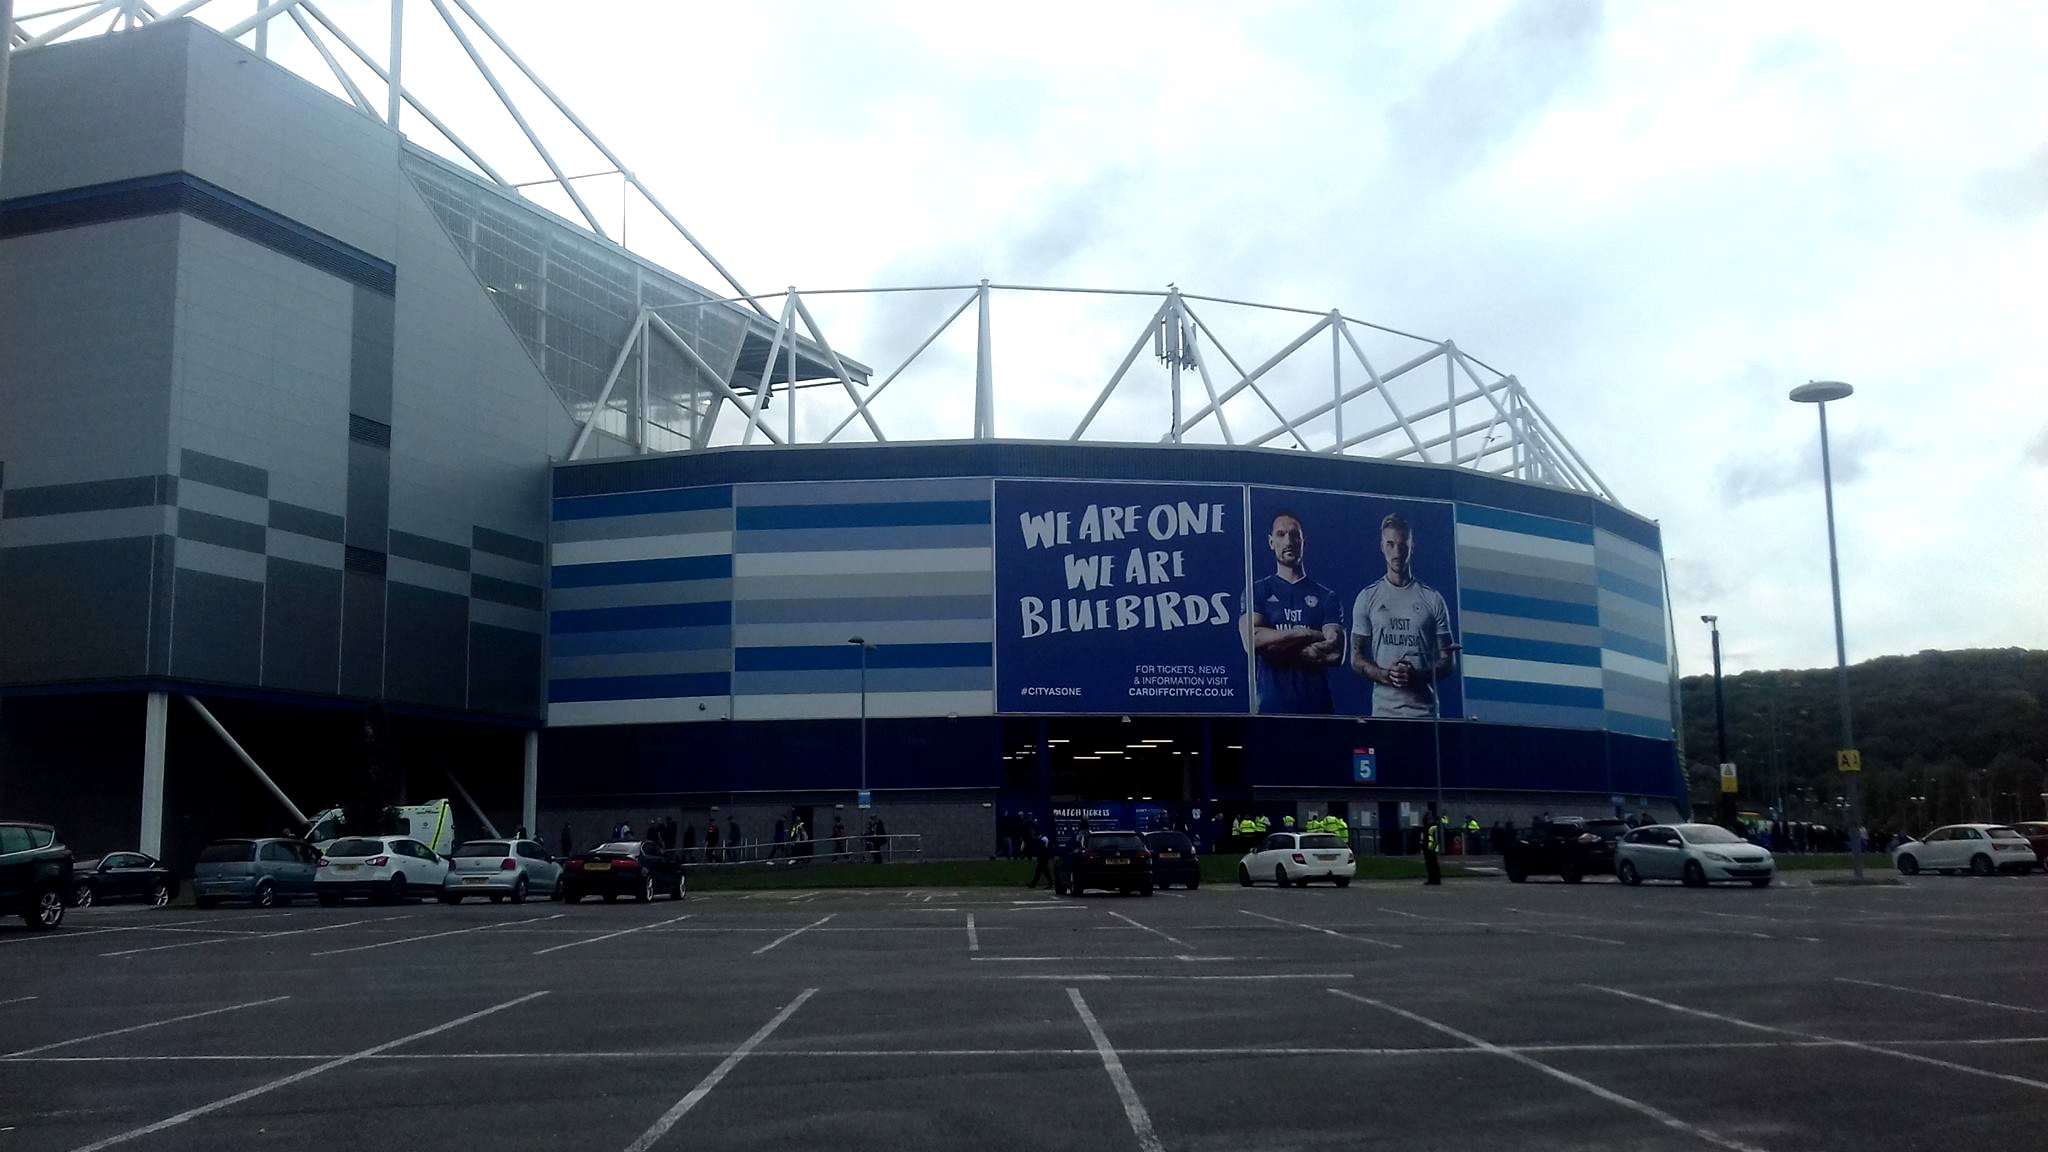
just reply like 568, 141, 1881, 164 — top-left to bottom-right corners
1789, 380, 1853, 404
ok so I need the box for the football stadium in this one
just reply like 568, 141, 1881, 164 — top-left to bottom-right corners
0, 8, 1683, 867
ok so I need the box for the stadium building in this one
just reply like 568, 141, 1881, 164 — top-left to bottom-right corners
0, 8, 1684, 866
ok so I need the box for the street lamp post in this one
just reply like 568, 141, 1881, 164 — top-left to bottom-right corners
847, 637, 874, 801
1427, 643, 1464, 825
1702, 615, 1732, 826
1790, 380, 1863, 880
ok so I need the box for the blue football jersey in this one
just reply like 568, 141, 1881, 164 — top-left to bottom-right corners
1248, 573, 1341, 714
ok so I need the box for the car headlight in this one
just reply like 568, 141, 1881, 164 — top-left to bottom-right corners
1702, 851, 1733, 863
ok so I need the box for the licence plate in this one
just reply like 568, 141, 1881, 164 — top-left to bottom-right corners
1105, 858, 1129, 865
1315, 853, 1341, 861
463, 876, 489, 885
585, 862, 611, 872
1159, 851, 1180, 859
335, 863, 360, 872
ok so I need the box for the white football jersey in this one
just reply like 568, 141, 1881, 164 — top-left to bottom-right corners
1351, 578, 1452, 717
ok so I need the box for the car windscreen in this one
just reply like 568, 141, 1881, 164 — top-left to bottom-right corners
1300, 834, 1346, 849
1582, 820, 1629, 839
594, 842, 643, 854
1143, 833, 1194, 851
197, 841, 256, 863
1987, 828, 2026, 840
1087, 834, 1145, 851
1677, 825, 1743, 845
454, 841, 511, 856
326, 838, 386, 857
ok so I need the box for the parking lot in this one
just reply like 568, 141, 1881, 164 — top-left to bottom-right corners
4, 873, 2047, 1151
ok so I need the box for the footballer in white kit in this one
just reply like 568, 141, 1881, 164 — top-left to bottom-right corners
1350, 512, 1456, 718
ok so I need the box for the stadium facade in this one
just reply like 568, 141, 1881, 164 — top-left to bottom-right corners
0, 16, 1684, 866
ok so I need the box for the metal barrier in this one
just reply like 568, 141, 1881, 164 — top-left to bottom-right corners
679, 834, 924, 870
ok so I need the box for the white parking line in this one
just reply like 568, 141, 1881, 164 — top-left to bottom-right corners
966, 913, 979, 952
1107, 910, 1192, 951
1329, 989, 1768, 1152
1380, 906, 1622, 946
533, 912, 693, 956
621, 988, 817, 1152
971, 955, 1245, 963
1069, 988, 1165, 1152
63, 991, 547, 1152
311, 913, 561, 957
101, 917, 407, 957
1005, 973, 1356, 982
1836, 976, 2048, 1015
0, 995, 38, 1008
1240, 909, 1401, 949
2, 995, 290, 1058
1588, 984, 2048, 1093
752, 914, 834, 955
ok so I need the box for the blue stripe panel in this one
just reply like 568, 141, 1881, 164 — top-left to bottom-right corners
550, 555, 732, 588
733, 595, 992, 625
1455, 503, 1595, 544
551, 602, 733, 633
734, 642, 992, 672
549, 672, 731, 703
1460, 633, 1603, 667
735, 500, 991, 531
734, 666, 994, 695
1600, 629, 1667, 664
1464, 677, 1605, 710
1607, 710, 1675, 740
1463, 699, 1607, 731
733, 523, 992, 553
1459, 588, 1601, 627
547, 626, 731, 656
552, 485, 731, 521
1597, 566, 1664, 608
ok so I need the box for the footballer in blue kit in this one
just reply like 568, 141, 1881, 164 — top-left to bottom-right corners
1242, 511, 1344, 714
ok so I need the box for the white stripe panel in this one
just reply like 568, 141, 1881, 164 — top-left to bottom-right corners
1455, 523, 1596, 565
1593, 527, 1663, 571
733, 620, 994, 647
1601, 649, 1669, 681
0, 505, 172, 547
732, 690, 995, 722
549, 696, 732, 727
552, 531, 733, 567
1462, 654, 1604, 690
733, 547, 993, 578
173, 537, 266, 582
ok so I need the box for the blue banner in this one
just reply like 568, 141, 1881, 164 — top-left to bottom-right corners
995, 480, 1249, 713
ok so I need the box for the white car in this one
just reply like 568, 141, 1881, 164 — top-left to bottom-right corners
316, 835, 449, 905
1237, 832, 1356, 887
1614, 823, 1775, 887
1892, 824, 2038, 877
440, 838, 563, 904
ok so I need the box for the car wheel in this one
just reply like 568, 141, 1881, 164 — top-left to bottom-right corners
637, 875, 654, 903
72, 883, 94, 909
670, 877, 685, 900
1067, 876, 1085, 898
1561, 860, 1583, 884
1140, 884, 1153, 897
1681, 861, 1707, 888
1971, 854, 1995, 877
24, 888, 65, 931
317, 892, 342, 907
1275, 865, 1291, 888
1335, 877, 1351, 888
1749, 877, 1771, 888
253, 881, 277, 909
1896, 854, 1919, 876
1618, 860, 1641, 887
563, 885, 583, 904
1188, 876, 1201, 891
1506, 864, 1527, 883
388, 875, 408, 904
1238, 864, 1253, 887
149, 880, 171, 908
510, 878, 528, 904
553, 877, 567, 901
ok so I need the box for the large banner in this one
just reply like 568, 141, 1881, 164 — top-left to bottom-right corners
995, 480, 1248, 713
1243, 487, 1463, 719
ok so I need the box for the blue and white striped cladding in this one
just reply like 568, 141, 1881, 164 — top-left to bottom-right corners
1595, 527, 1673, 739
1453, 504, 1605, 730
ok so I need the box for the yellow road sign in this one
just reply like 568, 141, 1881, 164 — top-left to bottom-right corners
1837, 749, 1862, 774
1719, 762, 1739, 794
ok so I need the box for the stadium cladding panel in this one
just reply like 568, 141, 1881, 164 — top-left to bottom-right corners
541, 441, 1685, 850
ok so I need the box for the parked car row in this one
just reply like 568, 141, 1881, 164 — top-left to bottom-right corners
1891, 824, 2039, 876
186, 835, 689, 907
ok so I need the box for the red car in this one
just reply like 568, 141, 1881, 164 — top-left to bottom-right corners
2012, 822, 2048, 869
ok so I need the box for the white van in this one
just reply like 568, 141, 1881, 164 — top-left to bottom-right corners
303, 800, 455, 857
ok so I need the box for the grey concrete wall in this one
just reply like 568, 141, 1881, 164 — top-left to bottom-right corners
0, 25, 188, 199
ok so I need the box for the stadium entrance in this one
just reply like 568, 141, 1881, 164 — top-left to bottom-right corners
999, 717, 1248, 809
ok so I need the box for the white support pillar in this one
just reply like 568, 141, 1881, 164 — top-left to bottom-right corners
975, 279, 993, 439
1330, 312, 1344, 450
254, 0, 267, 58
141, 691, 168, 858
521, 730, 538, 837
386, 0, 402, 129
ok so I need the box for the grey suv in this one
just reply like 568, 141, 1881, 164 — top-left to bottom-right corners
0, 821, 75, 930
193, 838, 319, 908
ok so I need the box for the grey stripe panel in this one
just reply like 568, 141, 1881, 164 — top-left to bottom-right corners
473, 573, 542, 611
1458, 611, 1603, 648
733, 570, 991, 601
178, 508, 266, 554
736, 522, 992, 553
390, 555, 467, 597
549, 579, 733, 611
350, 286, 395, 424
173, 536, 266, 582
550, 649, 731, 680
473, 525, 544, 565
1455, 544, 1596, 586
170, 567, 262, 685
179, 449, 267, 498
3, 474, 174, 518
733, 594, 992, 625
552, 507, 732, 542
1457, 566, 1599, 606
734, 666, 993, 695
1597, 591, 1665, 641
176, 479, 267, 525
736, 477, 991, 506
1460, 698, 1604, 730
734, 619, 994, 648
1595, 544, 1662, 589
555, 625, 731, 653
470, 597, 543, 634
471, 548, 543, 587
148, 535, 174, 675
390, 528, 470, 572
344, 440, 389, 552
1595, 528, 1663, 574
268, 529, 344, 569
269, 500, 345, 542
1602, 672, 1673, 720
0, 504, 171, 547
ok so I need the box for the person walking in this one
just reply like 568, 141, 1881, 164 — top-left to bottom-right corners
727, 817, 741, 861
832, 816, 847, 860
1028, 823, 1055, 888
706, 819, 721, 863
1423, 805, 1443, 885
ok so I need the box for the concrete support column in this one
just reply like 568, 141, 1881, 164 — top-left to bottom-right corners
141, 691, 169, 858
521, 729, 539, 836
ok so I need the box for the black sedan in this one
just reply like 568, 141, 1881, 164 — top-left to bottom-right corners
1059, 830, 1154, 897
1141, 830, 1201, 889
71, 851, 177, 908
559, 840, 685, 903
1504, 817, 1629, 883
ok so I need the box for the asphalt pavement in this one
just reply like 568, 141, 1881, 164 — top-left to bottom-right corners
3, 869, 2046, 1151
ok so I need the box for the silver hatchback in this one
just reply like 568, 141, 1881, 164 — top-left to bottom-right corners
439, 838, 563, 904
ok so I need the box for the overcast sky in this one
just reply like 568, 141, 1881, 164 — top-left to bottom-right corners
190, 0, 2048, 679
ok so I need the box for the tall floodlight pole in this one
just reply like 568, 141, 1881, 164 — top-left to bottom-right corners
1428, 643, 1464, 822
1702, 615, 1732, 825
1790, 380, 1862, 880
848, 637, 873, 799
